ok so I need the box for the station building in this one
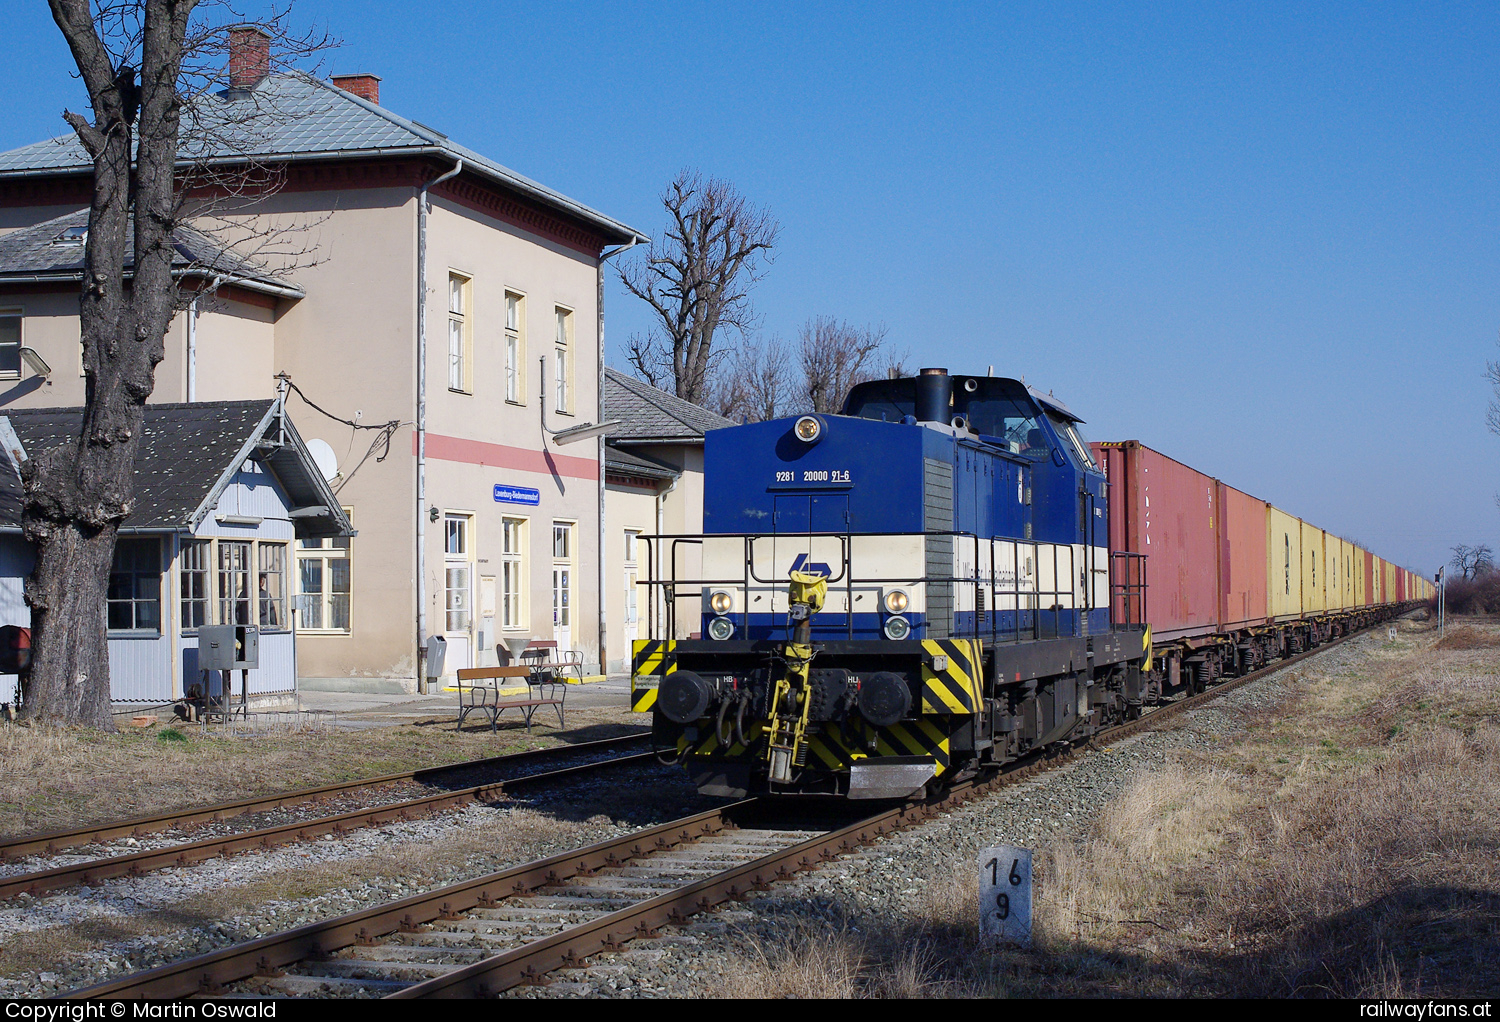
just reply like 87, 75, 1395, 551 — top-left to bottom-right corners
0, 29, 645, 694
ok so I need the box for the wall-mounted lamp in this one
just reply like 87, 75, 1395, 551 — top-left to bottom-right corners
19, 348, 50, 378
428, 506, 440, 522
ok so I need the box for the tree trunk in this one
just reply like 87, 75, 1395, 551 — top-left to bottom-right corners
19, 519, 118, 728
19, 0, 197, 727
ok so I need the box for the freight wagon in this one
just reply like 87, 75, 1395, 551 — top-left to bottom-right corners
1093, 440, 1429, 689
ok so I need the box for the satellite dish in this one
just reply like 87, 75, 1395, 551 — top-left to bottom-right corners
307, 439, 339, 481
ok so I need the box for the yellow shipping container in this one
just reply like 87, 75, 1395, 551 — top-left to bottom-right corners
1300, 520, 1327, 614
1267, 506, 1303, 620
1354, 547, 1367, 607
1333, 537, 1354, 611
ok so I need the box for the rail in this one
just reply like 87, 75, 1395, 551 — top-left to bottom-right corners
637, 529, 1109, 647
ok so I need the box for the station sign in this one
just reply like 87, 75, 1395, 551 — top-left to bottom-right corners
493, 484, 541, 506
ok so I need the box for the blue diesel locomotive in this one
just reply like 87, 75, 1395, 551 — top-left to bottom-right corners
630, 368, 1150, 798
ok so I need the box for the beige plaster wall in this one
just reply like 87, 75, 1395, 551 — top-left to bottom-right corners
605, 480, 659, 673
0, 290, 277, 411
191, 299, 277, 402
209, 188, 420, 686
419, 197, 605, 674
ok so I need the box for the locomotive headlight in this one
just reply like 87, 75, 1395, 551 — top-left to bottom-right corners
793, 415, 822, 443
883, 589, 909, 614
709, 590, 733, 616
883, 615, 911, 640
707, 616, 735, 641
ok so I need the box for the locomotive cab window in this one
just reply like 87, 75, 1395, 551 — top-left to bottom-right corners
1048, 414, 1097, 470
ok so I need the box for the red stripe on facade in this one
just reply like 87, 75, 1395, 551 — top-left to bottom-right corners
419, 431, 599, 480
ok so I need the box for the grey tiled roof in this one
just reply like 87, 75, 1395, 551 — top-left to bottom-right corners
603, 367, 735, 442
0, 402, 276, 530
0, 209, 297, 295
605, 446, 678, 481
0, 72, 644, 246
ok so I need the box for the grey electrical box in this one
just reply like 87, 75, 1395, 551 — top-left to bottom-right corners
199, 625, 259, 670
425, 634, 447, 678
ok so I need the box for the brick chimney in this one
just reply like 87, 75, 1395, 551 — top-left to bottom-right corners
227, 25, 270, 91
331, 74, 381, 105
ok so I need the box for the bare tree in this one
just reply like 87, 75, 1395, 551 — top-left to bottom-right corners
709, 335, 793, 423
621, 171, 778, 404
798, 317, 900, 414
1451, 543, 1495, 580
21, 3, 326, 727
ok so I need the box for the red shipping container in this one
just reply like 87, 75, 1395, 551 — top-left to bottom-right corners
1364, 550, 1375, 607
1094, 441, 1221, 642
1216, 481, 1269, 631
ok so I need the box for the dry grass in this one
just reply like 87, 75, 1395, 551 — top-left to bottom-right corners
1433, 625, 1500, 650
717, 623, 1500, 998
0, 706, 641, 838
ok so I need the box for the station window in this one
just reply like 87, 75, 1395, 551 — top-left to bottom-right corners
258, 542, 287, 630
218, 540, 253, 626
505, 291, 525, 404
554, 307, 572, 414
0, 313, 20, 376
448, 272, 471, 394
501, 517, 526, 629
180, 539, 210, 631
297, 514, 352, 634
444, 514, 473, 634
107, 538, 161, 633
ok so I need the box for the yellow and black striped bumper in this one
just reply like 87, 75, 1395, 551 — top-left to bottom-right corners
630, 639, 676, 712
919, 638, 983, 714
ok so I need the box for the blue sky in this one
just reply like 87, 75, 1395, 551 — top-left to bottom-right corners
1, 2, 1494, 576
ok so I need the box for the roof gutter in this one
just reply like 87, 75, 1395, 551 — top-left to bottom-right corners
0, 145, 646, 247
415, 158, 462, 694
0, 269, 303, 300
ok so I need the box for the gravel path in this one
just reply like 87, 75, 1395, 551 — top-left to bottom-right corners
507, 633, 1382, 998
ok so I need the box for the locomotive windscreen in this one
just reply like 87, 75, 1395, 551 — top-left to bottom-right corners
842, 376, 1051, 459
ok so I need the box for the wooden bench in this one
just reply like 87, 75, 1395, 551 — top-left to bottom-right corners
455, 665, 565, 732
517, 640, 585, 684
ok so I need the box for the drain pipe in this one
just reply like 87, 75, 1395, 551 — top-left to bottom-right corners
416, 159, 462, 694
595, 237, 642, 675
186, 275, 223, 402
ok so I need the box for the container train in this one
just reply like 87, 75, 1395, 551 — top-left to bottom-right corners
630, 368, 1426, 799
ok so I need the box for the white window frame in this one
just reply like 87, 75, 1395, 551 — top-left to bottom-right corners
180, 538, 211, 633
444, 512, 475, 635
0, 309, 21, 380
501, 516, 527, 630
296, 509, 353, 635
448, 271, 471, 394
552, 520, 575, 632
505, 290, 525, 405
553, 305, 573, 415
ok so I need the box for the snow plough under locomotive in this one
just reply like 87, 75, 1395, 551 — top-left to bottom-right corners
629, 368, 1426, 799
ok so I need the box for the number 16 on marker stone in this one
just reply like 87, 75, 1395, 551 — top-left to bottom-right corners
979, 845, 1032, 946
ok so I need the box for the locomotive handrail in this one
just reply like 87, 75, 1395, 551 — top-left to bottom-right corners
635, 530, 1091, 647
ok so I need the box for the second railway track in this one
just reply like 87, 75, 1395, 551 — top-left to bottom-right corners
0, 733, 652, 900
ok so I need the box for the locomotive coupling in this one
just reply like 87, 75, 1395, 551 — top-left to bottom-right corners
767, 569, 829, 784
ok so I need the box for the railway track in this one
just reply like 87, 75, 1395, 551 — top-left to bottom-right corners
64, 626, 1374, 1000
0, 733, 652, 900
